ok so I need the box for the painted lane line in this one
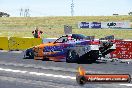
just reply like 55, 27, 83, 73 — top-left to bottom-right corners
0, 68, 27, 73
119, 84, 132, 86
0, 67, 76, 80
29, 72, 76, 79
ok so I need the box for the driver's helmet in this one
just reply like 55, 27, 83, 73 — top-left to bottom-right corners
67, 34, 72, 40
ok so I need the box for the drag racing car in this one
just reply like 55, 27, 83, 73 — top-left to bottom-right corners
24, 34, 116, 63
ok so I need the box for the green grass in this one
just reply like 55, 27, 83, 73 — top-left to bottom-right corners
0, 16, 132, 39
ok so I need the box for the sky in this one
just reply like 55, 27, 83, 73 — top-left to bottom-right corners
0, 0, 132, 17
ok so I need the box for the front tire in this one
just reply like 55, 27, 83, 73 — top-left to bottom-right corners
24, 48, 34, 59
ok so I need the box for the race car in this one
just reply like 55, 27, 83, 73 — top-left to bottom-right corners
24, 34, 116, 63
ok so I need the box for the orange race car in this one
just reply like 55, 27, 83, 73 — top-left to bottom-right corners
24, 34, 116, 63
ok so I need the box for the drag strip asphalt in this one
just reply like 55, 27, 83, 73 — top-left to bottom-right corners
0, 51, 132, 88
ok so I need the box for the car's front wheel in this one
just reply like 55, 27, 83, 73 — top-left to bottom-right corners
24, 48, 34, 59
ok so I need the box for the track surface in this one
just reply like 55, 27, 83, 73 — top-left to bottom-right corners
0, 51, 132, 88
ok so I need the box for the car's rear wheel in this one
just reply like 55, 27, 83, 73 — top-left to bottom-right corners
66, 50, 79, 63
80, 50, 99, 63
89, 51, 99, 62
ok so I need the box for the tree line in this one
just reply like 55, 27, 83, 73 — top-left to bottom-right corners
0, 12, 10, 17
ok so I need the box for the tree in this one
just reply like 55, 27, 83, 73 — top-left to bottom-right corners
0, 12, 10, 17
128, 12, 132, 15
113, 14, 119, 16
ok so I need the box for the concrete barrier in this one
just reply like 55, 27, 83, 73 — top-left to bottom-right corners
0, 37, 9, 50
8, 37, 42, 50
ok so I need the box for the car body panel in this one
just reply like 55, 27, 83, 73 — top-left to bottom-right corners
24, 34, 116, 62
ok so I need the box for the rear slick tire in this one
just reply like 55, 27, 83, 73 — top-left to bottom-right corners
66, 50, 79, 63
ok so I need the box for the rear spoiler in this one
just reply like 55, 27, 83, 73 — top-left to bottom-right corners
86, 36, 95, 40
99, 35, 114, 40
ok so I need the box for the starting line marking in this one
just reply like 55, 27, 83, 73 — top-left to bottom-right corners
0, 67, 76, 80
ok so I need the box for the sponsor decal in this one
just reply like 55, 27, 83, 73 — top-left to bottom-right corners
107, 22, 116, 27
102, 21, 130, 28
44, 45, 65, 52
79, 22, 89, 28
91, 22, 101, 28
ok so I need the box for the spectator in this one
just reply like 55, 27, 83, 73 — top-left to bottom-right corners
32, 27, 43, 38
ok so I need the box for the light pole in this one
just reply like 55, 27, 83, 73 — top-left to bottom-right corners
71, 0, 74, 16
